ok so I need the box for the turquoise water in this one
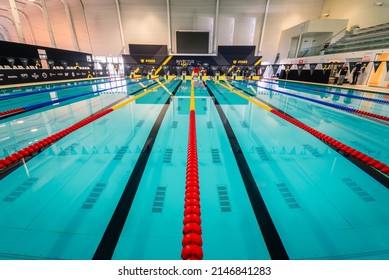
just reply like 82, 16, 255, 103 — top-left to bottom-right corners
0, 78, 388, 260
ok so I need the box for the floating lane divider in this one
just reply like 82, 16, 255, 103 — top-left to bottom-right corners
156, 79, 173, 96
0, 81, 169, 174
0, 79, 152, 120
214, 80, 389, 178
237, 80, 389, 123
0, 77, 127, 101
181, 80, 203, 260
267, 79, 389, 104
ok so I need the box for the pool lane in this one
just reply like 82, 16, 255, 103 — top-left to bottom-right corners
231, 80, 389, 167
0, 80, 178, 259
112, 80, 271, 260
0, 79, 156, 156
261, 80, 389, 118
0, 78, 126, 112
208, 80, 389, 259
0, 79, 155, 120
274, 79, 389, 102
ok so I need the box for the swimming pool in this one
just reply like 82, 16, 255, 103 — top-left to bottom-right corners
0, 77, 388, 260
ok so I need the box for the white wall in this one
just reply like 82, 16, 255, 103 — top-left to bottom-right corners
321, 0, 389, 28
196, 16, 214, 53
259, 0, 326, 63
233, 17, 256, 45
121, 0, 168, 52
217, 16, 234, 45
0, 0, 388, 59
170, 0, 216, 53
83, 0, 122, 56
277, 19, 348, 61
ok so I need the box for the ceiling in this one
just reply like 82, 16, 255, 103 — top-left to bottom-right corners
0, 0, 327, 62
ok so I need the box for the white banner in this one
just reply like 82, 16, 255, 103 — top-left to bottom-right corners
0, 260, 388, 280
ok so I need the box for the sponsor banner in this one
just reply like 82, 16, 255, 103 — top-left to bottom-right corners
309, 63, 318, 75
272, 64, 280, 74
336, 63, 343, 73
373, 61, 382, 72
284, 64, 293, 72
297, 64, 304, 76
0, 69, 93, 86
259, 65, 268, 75
321, 63, 331, 75
361, 62, 369, 73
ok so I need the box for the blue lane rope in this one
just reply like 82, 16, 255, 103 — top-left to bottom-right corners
0, 78, 127, 101
263, 80, 389, 105
22, 80, 153, 112
235, 80, 361, 113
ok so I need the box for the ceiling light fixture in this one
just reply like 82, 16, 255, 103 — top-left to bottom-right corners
374, 2, 383, 6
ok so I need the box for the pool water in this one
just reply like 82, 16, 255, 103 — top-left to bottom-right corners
0, 78, 388, 260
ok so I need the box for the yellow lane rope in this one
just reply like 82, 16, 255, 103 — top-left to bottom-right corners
156, 79, 173, 96
214, 80, 272, 112
190, 80, 195, 111
112, 81, 169, 111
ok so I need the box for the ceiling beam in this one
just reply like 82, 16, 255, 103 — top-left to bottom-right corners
40, 0, 57, 48
63, 0, 80, 51
8, 0, 25, 43
115, 0, 126, 55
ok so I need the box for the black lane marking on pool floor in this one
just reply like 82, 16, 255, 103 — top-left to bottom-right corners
92, 80, 182, 260
204, 81, 289, 260
228, 81, 389, 189
0, 82, 158, 180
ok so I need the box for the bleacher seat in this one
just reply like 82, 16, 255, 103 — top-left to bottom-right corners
324, 22, 389, 54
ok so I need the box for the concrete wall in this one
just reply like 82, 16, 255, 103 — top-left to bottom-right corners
321, 0, 389, 28
277, 19, 348, 61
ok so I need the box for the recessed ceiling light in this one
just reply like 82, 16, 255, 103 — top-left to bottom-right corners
16, 120, 24, 124
30, 128, 38, 132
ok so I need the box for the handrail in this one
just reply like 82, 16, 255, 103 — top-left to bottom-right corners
319, 27, 348, 49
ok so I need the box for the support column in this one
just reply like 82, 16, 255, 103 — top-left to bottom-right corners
213, 0, 219, 53
295, 33, 302, 58
8, 0, 25, 43
166, 0, 172, 53
258, 0, 270, 54
115, 0, 126, 55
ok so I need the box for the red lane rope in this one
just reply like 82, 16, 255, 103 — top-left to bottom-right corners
0, 108, 25, 117
354, 109, 389, 122
0, 108, 113, 171
270, 109, 389, 176
181, 110, 203, 260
